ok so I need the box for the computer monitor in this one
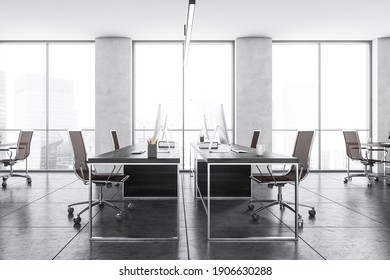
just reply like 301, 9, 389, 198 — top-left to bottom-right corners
153, 104, 165, 141
215, 104, 229, 145
200, 114, 210, 140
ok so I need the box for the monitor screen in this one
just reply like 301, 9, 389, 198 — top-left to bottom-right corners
153, 104, 165, 141
202, 114, 210, 140
215, 104, 229, 144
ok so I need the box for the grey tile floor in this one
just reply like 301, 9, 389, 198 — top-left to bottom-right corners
1, 171, 390, 260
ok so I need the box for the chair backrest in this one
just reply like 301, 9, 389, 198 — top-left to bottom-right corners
69, 131, 89, 181
14, 131, 33, 161
111, 130, 120, 150
343, 130, 363, 160
250, 130, 261, 149
291, 131, 314, 180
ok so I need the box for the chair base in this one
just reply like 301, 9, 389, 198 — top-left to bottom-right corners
344, 173, 379, 187
248, 186, 316, 227
67, 184, 135, 225
2, 173, 32, 188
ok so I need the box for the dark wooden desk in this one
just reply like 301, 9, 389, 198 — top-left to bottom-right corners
190, 143, 300, 241
87, 143, 180, 242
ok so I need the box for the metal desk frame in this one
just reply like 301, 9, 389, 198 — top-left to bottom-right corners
87, 145, 180, 242
191, 143, 299, 242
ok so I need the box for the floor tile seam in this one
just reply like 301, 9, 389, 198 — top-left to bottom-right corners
0, 226, 83, 228
52, 213, 96, 260
3, 178, 78, 188
180, 173, 191, 260
253, 201, 328, 260
0, 179, 79, 220
303, 187, 389, 227
297, 236, 327, 260
319, 174, 368, 188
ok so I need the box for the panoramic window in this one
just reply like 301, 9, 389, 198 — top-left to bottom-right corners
272, 42, 370, 170
0, 43, 95, 170
133, 42, 234, 169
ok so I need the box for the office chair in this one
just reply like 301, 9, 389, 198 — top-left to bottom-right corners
342, 130, 385, 187
250, 130, 261, 148
111, 130, 120, 150
1, 131, 33, 188
67, 131, 130, 224
248, 131, 316, 227
109, 129, 127, 188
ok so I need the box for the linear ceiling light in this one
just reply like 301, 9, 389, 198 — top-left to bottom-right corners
184, 0, 196, 66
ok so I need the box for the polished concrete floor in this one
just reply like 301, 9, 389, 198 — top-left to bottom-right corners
1, 171, 390, 260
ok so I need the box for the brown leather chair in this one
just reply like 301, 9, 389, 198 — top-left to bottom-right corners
342, 130, 385, 187
249, 131, 316, 227
250, 130, 261, 149
67, 131, 130, 224
111, 130, 120, 150
1, 131, 33, 188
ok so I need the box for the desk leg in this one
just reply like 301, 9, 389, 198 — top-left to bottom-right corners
207, 163, 211, 240
89, 166, 93, 240
295, 163, 299, 239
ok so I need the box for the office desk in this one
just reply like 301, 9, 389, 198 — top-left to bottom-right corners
88, 143, 180, 242
191, 143, 300, 241
362, 142, 390, 176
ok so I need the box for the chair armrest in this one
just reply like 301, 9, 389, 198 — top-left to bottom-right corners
78, 161, 89, 183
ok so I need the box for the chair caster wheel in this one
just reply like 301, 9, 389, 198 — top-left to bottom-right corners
27, 178, 32, 184
308, 208, 316, 217
106, 182, 112, 188
248, 203, 254, 210
2, 182, 6, 188
343, 178, 348, 183
68, 206, 74, 214
298, 214, 303, 227
73, 216, 81, 224
116, 213, 123, 221
280, 204, 285, 210
127, 203, 135, 210
2, 177, 6, 181
252, 213, 260, 221
374, 177, 379, 181
115, 183, 120, 187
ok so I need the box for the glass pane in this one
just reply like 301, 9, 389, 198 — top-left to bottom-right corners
184, 43, 233, 130
134, 43, 183, 131
133, 43, 183, 167
48, 44, 95, 129
272, 44, 319, 130
0, 44, 46, 169
321, 43, 369, 129
321, 130, 368, 170
272, 130, 319, 170
48, 44, 95, 169
184, 43, 233, 169
0, 44, 46, 132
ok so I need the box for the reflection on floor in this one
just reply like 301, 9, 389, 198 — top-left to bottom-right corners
1, 171, 390, 260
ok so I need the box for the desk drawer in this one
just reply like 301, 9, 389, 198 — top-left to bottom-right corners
123, 165, 178, 197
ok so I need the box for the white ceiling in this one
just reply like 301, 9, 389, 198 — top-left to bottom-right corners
1, 0, 390, 41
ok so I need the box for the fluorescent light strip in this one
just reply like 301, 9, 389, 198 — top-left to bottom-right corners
184, 0, 196, 66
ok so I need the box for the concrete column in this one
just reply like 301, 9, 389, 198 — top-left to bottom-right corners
95, 37, 131, 155
372, 38, 390, 173
235, 37, 272, 150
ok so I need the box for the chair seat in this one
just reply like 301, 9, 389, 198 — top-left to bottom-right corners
251, 173, 296, 184
0, 159, 14, 166
360, 159, 388, 166
91, 173, 128, 182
